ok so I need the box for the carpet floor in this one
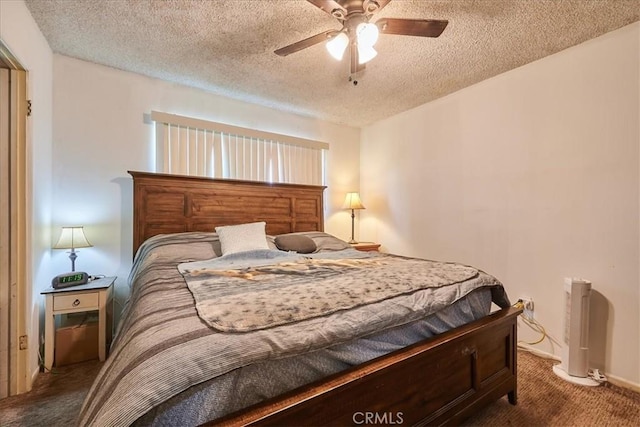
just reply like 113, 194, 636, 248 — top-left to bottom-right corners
463, 351, 640, 426
0, 350, 638, 426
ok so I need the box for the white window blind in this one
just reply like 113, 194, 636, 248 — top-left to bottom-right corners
151, 111, 328, 186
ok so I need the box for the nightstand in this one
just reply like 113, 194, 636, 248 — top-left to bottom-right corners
350, 242, 381, 252
41, 276, 115, 370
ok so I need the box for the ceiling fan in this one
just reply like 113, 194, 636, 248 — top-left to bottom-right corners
275, 0, 448, 78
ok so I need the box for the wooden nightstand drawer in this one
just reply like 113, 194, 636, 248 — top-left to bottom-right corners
53, 292, 99, 311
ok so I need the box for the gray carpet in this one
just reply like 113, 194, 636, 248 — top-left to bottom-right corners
0, 351, 638, 426
0, 359, 103, 426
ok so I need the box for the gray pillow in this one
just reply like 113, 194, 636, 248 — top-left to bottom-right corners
274, 234, 317, 254
304, 232, 350, 251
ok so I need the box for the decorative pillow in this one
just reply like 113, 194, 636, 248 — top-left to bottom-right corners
306, 232, 351, 251
215, 222, 270, 255
212, 234, 276, 256
274, 234, 317, 254
276, 231, 350, 252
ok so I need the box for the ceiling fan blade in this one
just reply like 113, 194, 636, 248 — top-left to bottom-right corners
275, 30, 339, 56
375, 18, 449, 37
306, 0, 347, 17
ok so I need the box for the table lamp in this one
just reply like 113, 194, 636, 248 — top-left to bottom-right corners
342, 192, 365, 244
53, 226, 92, 272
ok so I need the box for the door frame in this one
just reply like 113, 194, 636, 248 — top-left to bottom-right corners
0, 39, 30, 397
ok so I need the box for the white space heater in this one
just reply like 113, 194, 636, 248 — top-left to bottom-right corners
552, 278, 599, 386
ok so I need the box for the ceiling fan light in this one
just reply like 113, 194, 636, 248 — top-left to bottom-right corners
358, 44, 377, 64
326, 32, 349, 60
356, 22, 379, 47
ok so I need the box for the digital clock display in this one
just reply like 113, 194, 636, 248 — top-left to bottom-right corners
52, 271, 89, 289
60, 273, 85, 283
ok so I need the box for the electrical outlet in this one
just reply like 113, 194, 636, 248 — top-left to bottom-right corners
521, 297, 534, 320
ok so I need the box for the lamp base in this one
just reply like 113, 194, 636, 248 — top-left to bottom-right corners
349, 209, 358, 245
69, 249, 78, 272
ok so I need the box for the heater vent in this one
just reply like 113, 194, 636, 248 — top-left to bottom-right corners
553, 278, 599, 386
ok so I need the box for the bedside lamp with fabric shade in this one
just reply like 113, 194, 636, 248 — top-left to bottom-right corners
342, 192, 365, 244
53, 226, 92, 272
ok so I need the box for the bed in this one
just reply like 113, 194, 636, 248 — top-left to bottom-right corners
78, 171, 521, 426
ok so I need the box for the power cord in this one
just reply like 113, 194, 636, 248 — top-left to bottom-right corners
513, 299, 549, 346
519, 315, 547, 345
37, 343, 58, 375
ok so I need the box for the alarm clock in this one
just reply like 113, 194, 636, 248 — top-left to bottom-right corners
52, 271, 89, 289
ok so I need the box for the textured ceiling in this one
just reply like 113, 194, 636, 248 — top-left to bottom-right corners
24, 0, 639, 127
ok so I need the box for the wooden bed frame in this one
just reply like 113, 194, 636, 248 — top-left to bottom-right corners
129, 171, 521, 426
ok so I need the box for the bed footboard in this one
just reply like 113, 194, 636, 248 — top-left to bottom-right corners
210, 306, 521, 426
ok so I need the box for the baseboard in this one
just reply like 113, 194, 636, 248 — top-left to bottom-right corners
517, 343, 640, 393
517, 343, 560, 361
607, 373, 640, 393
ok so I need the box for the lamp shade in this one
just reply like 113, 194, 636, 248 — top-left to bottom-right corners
356, 22, 379, 47
357, 44, 378, 64
342, 192, 365, 210
53, 226, 92, 250
326, 32, 349, 60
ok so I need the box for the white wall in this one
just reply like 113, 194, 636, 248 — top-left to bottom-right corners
361, 23, 640, 386
0, 0, 54, 385
52, 55, 361, 315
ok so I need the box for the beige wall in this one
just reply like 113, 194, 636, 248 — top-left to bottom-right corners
361, 23, 640, 386
0, 0, 54, 384
51, 55, 361, 317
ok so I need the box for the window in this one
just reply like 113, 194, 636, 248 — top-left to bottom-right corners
151, 111, 328, 186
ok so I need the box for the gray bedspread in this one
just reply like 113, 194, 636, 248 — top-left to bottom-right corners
78, 232, 509, 427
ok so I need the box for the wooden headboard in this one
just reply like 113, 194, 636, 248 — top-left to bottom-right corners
129, 171, 326, 254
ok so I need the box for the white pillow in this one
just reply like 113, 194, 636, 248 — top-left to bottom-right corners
215, 222, 270, 255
